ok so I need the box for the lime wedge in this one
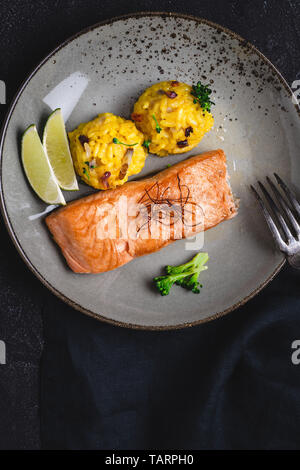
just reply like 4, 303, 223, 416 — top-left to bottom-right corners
43, 108, 78, 191
22, 125, 66, 205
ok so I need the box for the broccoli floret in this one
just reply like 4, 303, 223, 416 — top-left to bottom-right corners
176, 270, 205, 293
154, 252, 209, 296
166, 252, 209, 275
154, 271, 194, 296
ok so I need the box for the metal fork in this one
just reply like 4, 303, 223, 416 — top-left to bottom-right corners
251, 174, 300, 269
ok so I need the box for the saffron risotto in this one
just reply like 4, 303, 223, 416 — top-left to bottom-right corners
68, 113, 147, 190
132, 81, 214, 156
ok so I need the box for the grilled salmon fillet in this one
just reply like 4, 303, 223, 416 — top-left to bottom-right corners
46, 149, 237, 273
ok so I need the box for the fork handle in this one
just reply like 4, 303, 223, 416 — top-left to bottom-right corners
287, 252, 300, 269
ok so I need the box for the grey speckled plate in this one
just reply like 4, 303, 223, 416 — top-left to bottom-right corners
1, 13, 300, 329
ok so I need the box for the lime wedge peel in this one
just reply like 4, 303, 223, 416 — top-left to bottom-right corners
43, 108, 78, 191
22, 125, 66, 205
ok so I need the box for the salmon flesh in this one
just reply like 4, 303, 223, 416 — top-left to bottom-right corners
46, 150, 237, 273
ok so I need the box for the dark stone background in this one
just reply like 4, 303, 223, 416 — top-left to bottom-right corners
0, 0, 299, 450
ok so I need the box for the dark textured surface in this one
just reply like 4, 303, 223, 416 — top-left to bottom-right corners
0, 0, 299, 450
41, 266, 300, 450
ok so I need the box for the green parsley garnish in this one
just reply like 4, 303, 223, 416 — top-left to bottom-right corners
82, 166, 90, 180
85, 160, 98, 169
191, 81, 214, 112
142, 139, 151, 151
113, 138, 138, 146
152, 114, 161, 133
166, 164, 172, 168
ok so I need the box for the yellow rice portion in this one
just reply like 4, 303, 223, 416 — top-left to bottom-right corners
132, 81, 214, 157
68, 113, 147, 190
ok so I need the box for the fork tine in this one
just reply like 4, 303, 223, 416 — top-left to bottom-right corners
267, 176, 300, 238
258, 181, 293, 242
274, 173, 300, 218
250, 185, 288, 252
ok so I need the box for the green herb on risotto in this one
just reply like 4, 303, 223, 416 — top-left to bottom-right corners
113, 138, 138, 146
191, 81, 214, 112
82, 166, 90, 180
152, 114, 162, 133
142, 139, 151, 151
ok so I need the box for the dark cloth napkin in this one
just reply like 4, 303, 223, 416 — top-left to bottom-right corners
41, 264, 300, 450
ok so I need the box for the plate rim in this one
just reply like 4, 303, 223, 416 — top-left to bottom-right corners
0, 11, 292, 330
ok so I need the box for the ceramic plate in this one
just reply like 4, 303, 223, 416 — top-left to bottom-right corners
1, 13, 300, 329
